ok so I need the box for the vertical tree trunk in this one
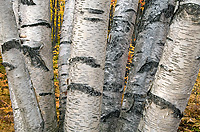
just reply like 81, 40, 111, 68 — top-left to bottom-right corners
101, 0, 138, 131
64, 0, 110, 131
58, 0, 75, 131
118, 0, 176, 131
138, 1, 200, 131
19, 0, 57, 131
0, 1, 43, 131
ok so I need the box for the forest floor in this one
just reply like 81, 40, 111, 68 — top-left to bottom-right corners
0, 51, 200, 131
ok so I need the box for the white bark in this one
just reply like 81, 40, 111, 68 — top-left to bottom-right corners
64, 0, 110, 131
101, 0, 138, 131
58, 0, 75, 131
118, 0, 176, 131
19, 0, 57, 131
138, 1, 200, 131
0, 1, 43, 131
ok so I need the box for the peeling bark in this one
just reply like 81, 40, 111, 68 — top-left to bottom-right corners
58, 0, 75, 131
64, 0, 110, 131
0, 1, 43, 131
101, 0, 139, 131
138, 1, 200, 131
118, 0, 176, 131
19, 0, 57, 131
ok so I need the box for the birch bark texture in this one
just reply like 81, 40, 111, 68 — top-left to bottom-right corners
64, 0, 110, 131
117, 0, 176, 131
58, 0, 75, 131
19, 0, 57, 131
138, 1, 200, 131
0, 1, 43, 131
101, 0, 138, 131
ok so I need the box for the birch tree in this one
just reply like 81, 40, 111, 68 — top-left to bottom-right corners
117, 0, 176, 131
19, 0, 57, 131
138, 0, 200, 131
64, 0, 110, 131
101, 0, 138, 131
58, 0, 75, 131
0, 1, 43, 131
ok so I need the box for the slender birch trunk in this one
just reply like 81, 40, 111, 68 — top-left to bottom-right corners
64, 0, 110, 131
138, 1, 200, 131
19, 0, 57, 131
101, 0, 138, 131
0, 1, 43, 131
117, 0, 176, 131
58, 0, 75, 131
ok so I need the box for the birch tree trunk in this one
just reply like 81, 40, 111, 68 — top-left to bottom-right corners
138, 1, 200, 131
19, 0, 57, 131
64, 0, 110, 131
0, 1, 43, 131
117, 0, 176, 131
101, 0, 138, 131
58, 0, 75, 131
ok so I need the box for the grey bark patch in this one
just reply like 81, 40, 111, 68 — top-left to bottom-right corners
84, 17, 104, 22
101, 110, 120, 122
69, 56, 101, 68
21, 22, 51, 28
84, 8, 104, 14
39, 93, 53, 96
147, 92, 183, 119
22, 45, 49, 71
163, 4, 175, 18
68, 83, 102, 96
60, 41, 72, 45
2, 62, 16, 71
21, 0, 36, 5
103, 82, 122, 92
2, 39, 21, 54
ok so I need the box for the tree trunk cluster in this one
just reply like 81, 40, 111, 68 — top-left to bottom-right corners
0, 0, 199, 132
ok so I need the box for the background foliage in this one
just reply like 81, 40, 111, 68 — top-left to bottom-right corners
0, 0, 199, 131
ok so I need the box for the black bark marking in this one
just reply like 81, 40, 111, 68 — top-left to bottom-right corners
21, 0, 36, 5
101, 110, 120, 122
113, 52, 124, 61
2, 62, 16, 71
22, 45, 49, 71
124, 9, 136, 14
2, 40, 21, 54
166, 37, 173, 41
69, 56, 101, 68
84, 17, 103, 22
175, 3, 200, 24
21, 22, 51, 28
68, 83, 102, 96
137, 60, 159, 73
39, 93, 53, 96
84, 8, 104, 14
60, 41, 72, 45
61, 73, 68, 76
163, 4, 175, 18
196, 56, 200, 60
147, 92, 183, 119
